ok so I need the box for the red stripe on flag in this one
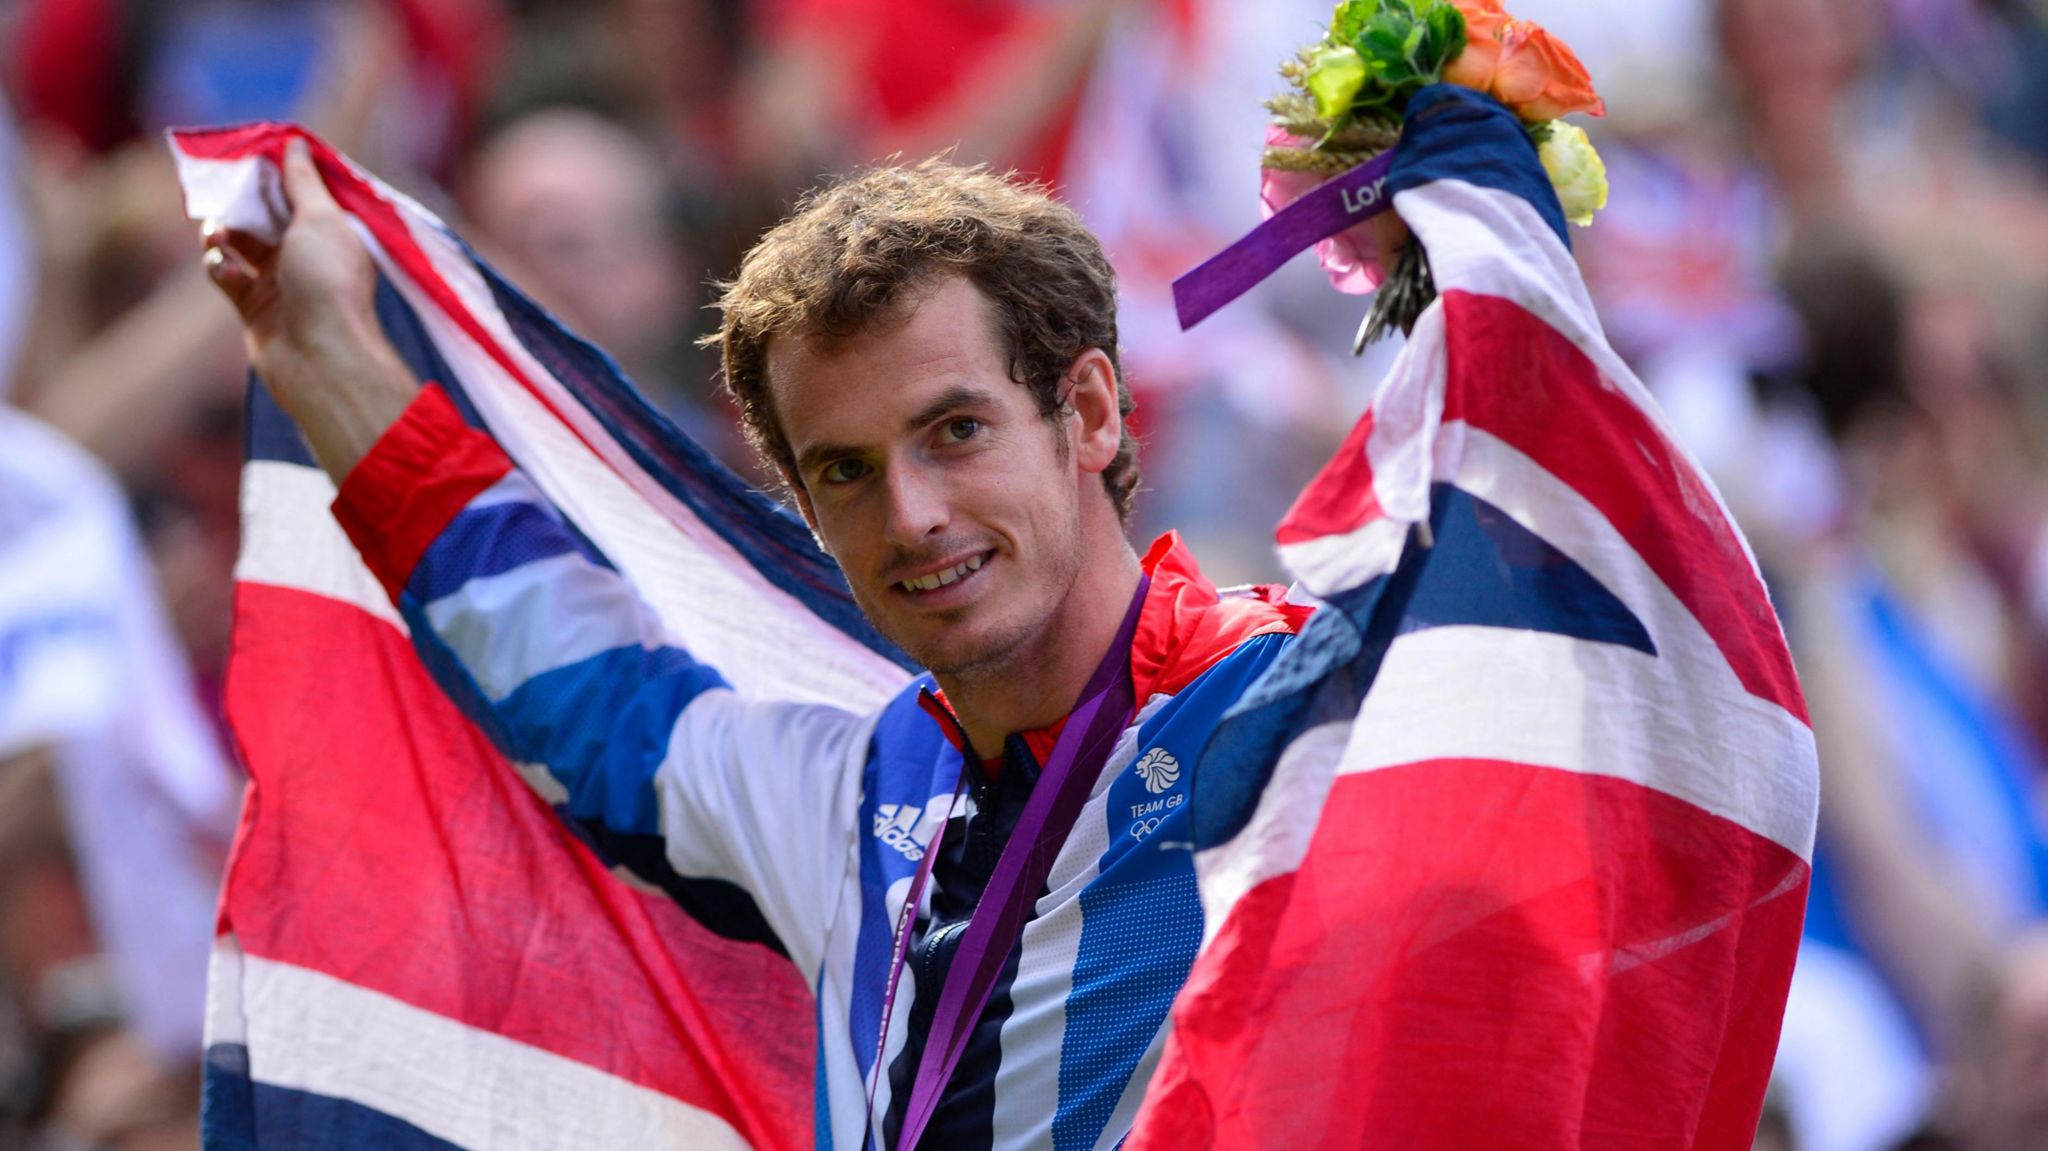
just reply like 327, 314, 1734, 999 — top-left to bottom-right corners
221, 582, 813, 1150
1274, 410, 1379, 546
1439, 291, 1808, 723
1129, 759, 1808, 1151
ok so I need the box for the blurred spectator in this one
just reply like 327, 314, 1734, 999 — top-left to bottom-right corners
459, 104, 742, 460
1757, 1086, 1801, 1151
5, 0, 499, 173
735, 0, 1121, 192
1956, 930, 2048, 1148
0, 77, 231, 1147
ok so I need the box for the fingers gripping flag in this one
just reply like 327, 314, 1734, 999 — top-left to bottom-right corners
1126, 88, 1820, 1150
171, 125, 913, 1150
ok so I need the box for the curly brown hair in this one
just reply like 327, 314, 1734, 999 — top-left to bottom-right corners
706, 158, 1140, 522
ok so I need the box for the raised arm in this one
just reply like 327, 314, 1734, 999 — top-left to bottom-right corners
203, 140, 416, 479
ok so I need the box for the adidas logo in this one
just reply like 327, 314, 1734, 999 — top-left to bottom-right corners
873, 803, 926, 862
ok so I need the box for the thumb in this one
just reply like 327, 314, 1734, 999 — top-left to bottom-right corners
280, 136, 342, 220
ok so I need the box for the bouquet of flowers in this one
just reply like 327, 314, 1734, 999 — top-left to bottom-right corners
1262, 0, 1608, 348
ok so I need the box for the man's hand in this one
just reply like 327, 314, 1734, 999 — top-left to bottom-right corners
201, 138, 419, 481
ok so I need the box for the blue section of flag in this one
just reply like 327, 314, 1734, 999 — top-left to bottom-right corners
1401, 486, 1654, 654
200, 1043, 256, 1147
1191, 516, 1429, 854
244, 384, 317, 467
201, 1046, 464, 1151
373, 275, 487, 430
1390, 85, 1570, 247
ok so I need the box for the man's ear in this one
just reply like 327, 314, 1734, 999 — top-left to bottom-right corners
1062, 348, 1122, 476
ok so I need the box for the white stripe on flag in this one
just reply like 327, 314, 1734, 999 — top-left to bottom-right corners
172, 153, 288, 244
1344, 626, 1815, 856
236, 460, 407, 634
1276, 303, 1445, 599
206, 935, 250, 1049
1192, 721, 1349, 946
227, 949, 752, 1151
1393, 179, 1603, 372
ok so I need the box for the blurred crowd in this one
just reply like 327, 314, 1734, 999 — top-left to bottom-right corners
1, 0, 2048, 1147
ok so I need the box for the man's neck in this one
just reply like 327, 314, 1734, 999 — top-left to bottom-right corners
939, 546, 1144, 758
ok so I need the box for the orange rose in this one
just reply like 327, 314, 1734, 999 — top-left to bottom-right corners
1489, 20, 1605, 121
1448, 0, 1509, 38
1442, 5, 1503, 90
1442, 1, 1605, 123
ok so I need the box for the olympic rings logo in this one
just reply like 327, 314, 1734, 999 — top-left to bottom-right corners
1129, 817, 1164, 841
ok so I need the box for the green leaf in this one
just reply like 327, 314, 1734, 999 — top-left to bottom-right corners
1358, 21, 1410, 68
1305, 44, 1369, 119
1302, 0, 1470, 130
1415, 3, 1466, 78
1327, 0, 1379, 46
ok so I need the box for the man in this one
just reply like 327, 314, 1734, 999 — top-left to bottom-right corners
204, 143, 1309, 1150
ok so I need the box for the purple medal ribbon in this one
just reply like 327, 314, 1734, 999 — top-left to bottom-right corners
865, 577, 1151, 1150
1170, 148, 1396, 331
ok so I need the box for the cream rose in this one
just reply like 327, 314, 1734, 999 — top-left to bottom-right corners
1537, 122, 1608, 227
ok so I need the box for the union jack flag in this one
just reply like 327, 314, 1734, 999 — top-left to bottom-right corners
1131, 86, 1818, 1149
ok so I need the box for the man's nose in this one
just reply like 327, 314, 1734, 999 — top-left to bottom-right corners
882, 462, 949, 547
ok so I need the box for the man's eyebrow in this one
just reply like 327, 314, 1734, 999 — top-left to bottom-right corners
794, 440, 863, 476
904, 386, 995, 433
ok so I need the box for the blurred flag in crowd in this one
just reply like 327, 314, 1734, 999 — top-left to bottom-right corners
0, 407, 238, 1062
0, 99, 236, 1064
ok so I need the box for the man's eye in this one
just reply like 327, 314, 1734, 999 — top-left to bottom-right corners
821, 459, 871, 484
942, 418, 981, 443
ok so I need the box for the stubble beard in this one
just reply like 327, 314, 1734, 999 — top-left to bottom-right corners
866, 511, 1085, 682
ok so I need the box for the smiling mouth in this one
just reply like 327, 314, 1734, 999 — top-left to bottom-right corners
896, 551, 991, 594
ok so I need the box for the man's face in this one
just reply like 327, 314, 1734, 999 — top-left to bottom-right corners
766, 276, 1086, 678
